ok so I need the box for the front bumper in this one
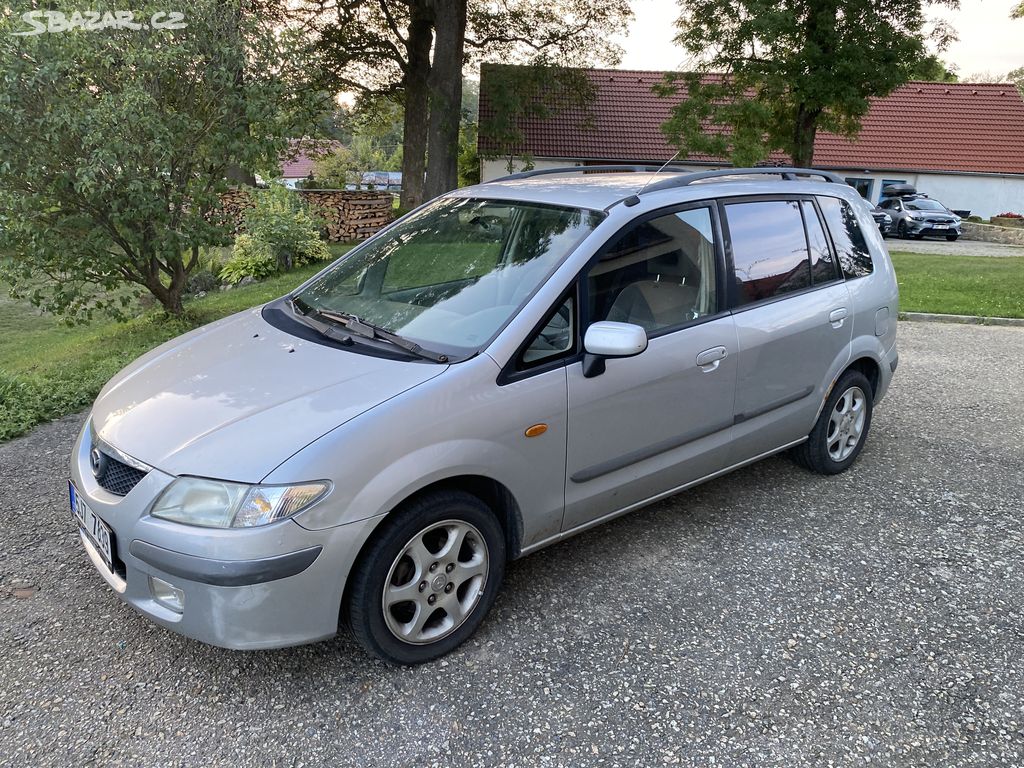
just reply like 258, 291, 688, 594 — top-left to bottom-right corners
904, 219, 961, 238
69, 419, 383, 650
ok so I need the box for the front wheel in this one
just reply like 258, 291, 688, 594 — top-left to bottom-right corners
345, 490, 506, 664
946, 235, 959, 241
791, 370, 873, 475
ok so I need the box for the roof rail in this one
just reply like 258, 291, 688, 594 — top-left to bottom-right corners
484, 164, 694, 183
638, 167, 846, 196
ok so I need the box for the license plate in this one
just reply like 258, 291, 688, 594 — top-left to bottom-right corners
934, 224, 948, 229
70, 481, 114, 571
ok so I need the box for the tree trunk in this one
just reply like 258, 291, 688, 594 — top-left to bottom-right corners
423, 0, 467, 200
791, 103, 820, 167
399, 3, 433, 211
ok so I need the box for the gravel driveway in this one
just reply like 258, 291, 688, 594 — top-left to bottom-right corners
2, 322, 1022, 767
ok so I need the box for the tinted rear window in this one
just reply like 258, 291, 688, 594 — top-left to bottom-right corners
725, 200, 811, 306
818, 196, 873, 279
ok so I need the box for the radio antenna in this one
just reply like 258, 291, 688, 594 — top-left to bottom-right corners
624, 151, 682, 206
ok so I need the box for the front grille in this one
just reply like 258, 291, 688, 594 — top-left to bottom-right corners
94, 449, 148, 496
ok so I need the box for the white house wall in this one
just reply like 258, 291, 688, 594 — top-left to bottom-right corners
908, 174, 1024, 219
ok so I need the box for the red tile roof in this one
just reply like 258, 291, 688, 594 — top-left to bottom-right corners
281, 138, 343, 178
478, 65, 1024, 175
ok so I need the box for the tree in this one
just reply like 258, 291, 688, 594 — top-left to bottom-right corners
659, 0, 959, 167
1009, 67, 1024, 97
477, 63, 597, 173
312, 0, 632, 206
0, 0, 319, 318
909, 54, 958, 82
423, 0, 467, 200
312, 145, 362, 187
314, 0, 433, 210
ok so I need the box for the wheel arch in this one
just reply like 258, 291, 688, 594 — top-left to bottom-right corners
846, 356, 881, 400
339, 474, 523, 625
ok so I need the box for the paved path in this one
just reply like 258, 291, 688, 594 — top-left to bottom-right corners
888, 237, 1024, 257
2, 322, 1023, 767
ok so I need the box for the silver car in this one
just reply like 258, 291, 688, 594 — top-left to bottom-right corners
69, 167, 899, 664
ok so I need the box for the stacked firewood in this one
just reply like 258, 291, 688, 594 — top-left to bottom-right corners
217, 188, 255, 233
297, 190, 394, 242
216, 188, 394, 242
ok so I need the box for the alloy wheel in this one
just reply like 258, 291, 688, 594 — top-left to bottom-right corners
382, 519, 489, 645
826, 386, 867, 462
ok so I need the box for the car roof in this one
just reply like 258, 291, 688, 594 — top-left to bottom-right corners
452, 171, 862, 211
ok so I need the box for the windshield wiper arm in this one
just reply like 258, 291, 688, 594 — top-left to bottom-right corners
313, 308, 449, 363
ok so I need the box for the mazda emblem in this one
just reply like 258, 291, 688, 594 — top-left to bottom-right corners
89, 447, 107, 479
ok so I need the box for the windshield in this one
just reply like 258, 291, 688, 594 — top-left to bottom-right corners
293, 197, 604, 359
906, 199, 946, 211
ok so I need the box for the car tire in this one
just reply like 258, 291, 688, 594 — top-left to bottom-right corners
913, 234, 924, 240
897, 221, 909, 239
946, 235, 959, 241
791, 370, 873, 475
345, 490, 506, 665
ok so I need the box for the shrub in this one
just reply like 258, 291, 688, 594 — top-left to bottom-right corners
996, 212, 1023, 219
221, 235, 278, 284
312, 146, 360, 189
242, 186, 332, 270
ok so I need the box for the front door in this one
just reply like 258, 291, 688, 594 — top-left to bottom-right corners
562, 204, 739, 533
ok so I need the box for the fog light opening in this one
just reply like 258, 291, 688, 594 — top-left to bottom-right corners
149, 576, 185, 613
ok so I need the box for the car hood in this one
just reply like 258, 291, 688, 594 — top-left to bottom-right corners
91, 308, 447, 482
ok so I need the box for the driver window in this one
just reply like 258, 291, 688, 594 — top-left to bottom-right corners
588, 207, 718, 333
521, 295, 575, 367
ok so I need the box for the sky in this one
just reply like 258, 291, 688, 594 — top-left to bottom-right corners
615, 0, 1024, 80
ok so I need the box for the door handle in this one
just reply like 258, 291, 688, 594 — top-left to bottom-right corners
828, 307, 849, 328
696, 346, 728, 371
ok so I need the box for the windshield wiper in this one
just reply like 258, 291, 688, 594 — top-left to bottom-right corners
291, 299, 448, 363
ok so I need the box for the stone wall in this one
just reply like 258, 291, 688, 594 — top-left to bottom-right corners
961, 222, 1024, 246
219, 188, 393, 242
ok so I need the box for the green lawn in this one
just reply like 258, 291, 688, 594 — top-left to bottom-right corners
889, 251, 1024, 319
0, 249, 348, 442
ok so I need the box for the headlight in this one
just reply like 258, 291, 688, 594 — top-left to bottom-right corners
151, 477, 330, 528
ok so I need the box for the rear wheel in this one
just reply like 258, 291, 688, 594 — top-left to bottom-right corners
346, 490, 506, 665
791, 370, 873, 475
897, 221, 909, 239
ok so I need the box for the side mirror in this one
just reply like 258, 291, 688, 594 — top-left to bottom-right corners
582, 321, 648, 378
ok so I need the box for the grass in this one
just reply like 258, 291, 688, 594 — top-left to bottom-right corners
0, 247, 349, 442
889, 251, 1024, 319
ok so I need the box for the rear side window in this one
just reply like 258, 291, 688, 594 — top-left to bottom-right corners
725, 200, 811, 306
818, 196, 874, 278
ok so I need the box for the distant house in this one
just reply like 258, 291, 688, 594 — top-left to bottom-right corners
279, 138, 343, 187
478, 65, 1024, 218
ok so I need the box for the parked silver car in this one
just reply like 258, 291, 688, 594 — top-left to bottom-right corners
69, 167, 899, 664
879, 189, 962, 241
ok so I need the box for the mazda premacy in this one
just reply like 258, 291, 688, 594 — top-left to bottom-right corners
69, 167, 899, 664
